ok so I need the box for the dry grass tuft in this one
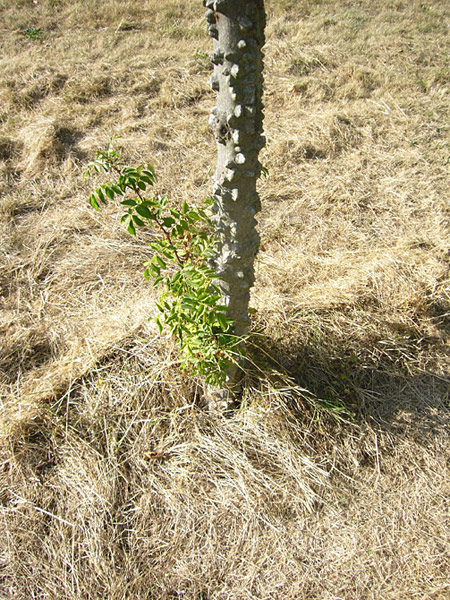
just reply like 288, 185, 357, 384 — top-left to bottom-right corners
1, 0, 449, 598
18, 116, 83, 175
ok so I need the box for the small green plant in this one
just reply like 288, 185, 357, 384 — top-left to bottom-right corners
84, 141, 244, 386
21, 27, 43, 40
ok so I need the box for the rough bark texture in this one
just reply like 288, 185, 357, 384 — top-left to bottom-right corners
204, 0, 266, 400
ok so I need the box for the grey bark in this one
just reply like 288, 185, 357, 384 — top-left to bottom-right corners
204, 0, 266, 400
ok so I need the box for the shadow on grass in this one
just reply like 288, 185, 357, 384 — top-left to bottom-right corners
247, 312, 449, 446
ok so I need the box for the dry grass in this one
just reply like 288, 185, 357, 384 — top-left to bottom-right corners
0, 0, 449, 598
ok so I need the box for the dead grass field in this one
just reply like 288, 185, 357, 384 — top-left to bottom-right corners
0, 0, 449, 598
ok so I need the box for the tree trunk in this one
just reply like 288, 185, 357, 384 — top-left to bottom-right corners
204, 0, 266, 404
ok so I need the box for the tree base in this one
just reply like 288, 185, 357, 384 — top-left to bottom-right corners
204, 377, 243, 415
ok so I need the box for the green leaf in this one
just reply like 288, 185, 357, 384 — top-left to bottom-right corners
127, 220, 136, 236
182, 200, 189, 215
89, 193, 99, 210
150, 263, 160, 276
156, 255, 166, 269
105, 186, 115, 200
182, 297, 199, 310
202, 295, 217, 306
162, 248, 174, 260
186, 211, 200, 224
216, 313, 228, 331
135, 204, 153, 219
137, 180, 146, 191
162, 217, 175, 228
144, 166, 155, 178
171, 271, 181, 285
142, 197, 158, 207
121, 199, 137, 207
97, 187, 107, 204
215, 304, 229, 312
112, 184, 124, 195
155, 316, 163, 333
132, 215, 145, 227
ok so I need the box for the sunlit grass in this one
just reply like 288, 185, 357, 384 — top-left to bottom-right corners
0, 0, 449, 598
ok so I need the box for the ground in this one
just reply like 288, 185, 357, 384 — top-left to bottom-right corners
0, 0, 449, 598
